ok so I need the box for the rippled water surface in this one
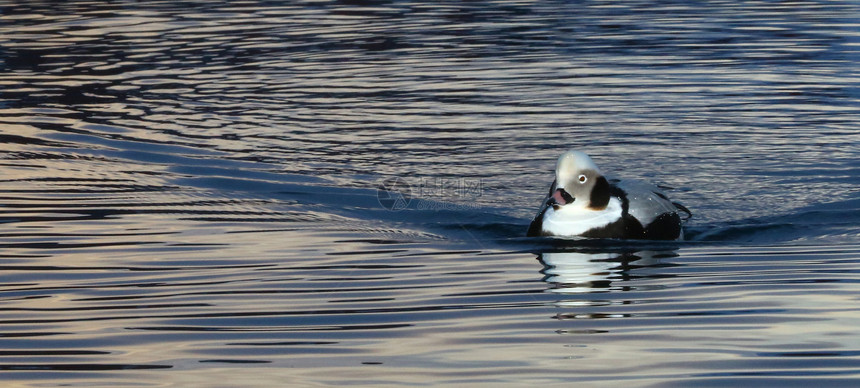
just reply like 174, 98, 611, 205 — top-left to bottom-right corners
1, 1, 859, 386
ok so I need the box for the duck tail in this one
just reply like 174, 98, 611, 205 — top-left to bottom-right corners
673, 202, 693, 222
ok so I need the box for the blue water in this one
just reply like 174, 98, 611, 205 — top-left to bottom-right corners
1, 1, 859, 386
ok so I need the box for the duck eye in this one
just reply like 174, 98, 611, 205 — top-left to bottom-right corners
578, 174, 587, 183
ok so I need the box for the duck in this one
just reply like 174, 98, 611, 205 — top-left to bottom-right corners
527, 150, 690, 240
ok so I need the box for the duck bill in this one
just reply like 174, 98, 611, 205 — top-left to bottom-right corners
549, 188, 573, 210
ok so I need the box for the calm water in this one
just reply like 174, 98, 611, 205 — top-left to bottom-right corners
1, 0, 859, 386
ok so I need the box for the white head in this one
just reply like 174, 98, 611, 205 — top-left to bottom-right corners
550, 150, 611, 210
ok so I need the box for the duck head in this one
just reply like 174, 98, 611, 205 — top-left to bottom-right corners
548, 150, 611, 211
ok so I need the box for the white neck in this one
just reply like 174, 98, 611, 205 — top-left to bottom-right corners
541, 197, 623, 236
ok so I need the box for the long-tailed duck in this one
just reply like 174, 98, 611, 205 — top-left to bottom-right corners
527, 150, 690, 240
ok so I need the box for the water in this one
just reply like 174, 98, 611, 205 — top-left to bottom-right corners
1, 0, 859, 386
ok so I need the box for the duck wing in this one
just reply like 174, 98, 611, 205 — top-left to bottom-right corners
611, 179, 689, 226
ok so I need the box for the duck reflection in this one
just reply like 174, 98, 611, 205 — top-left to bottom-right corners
539, 249, 678, 295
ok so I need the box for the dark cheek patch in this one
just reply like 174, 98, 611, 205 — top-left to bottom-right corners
589, 176, 611, 210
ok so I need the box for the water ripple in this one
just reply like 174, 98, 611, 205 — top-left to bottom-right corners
1, 0, 859, 386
